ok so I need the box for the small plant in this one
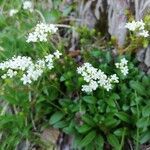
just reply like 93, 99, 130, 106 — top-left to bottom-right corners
123, 19, 149, 53
49, 49, 150, 149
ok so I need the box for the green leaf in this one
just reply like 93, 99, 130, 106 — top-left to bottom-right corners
86, 143, 95, 150
81, 115, 95, 127
80, 131, 96, 147
130, 81, 145, 96
140, 131, 150, 144
49, 111, 65, 125
110, 93, 120, 100
122, 105, 129, 111
106, 99, 116, 107
63, 126, 75, 134
90, 49, 101, 58
83, 96, 96, 104
63, 120, 75, 134
142, 105, 150, 117
72, 135, 83, 149
136, 117, 149, 128
60, 75, 66, 81
105, 51, 111, 63
142, 76, 150, 86
114, 128, 127, 137
76, 124, 92, 133
44, 9, 61, 23
95, 135, 104, 149
53, 121, 68, 128
143, 39, 149, 48
104, 116, 120, 128
106, 106, 118, 113
115, 112, 131, 123
47, 86, 59, 101
107, 134, 120, 149
62, 6, 72, 17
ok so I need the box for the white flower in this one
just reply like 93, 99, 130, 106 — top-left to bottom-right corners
82, 85, 93, 93
46, 62, 54, 70
53, 50, 62, 59
138, 30, 149, 37
104, 82, 112, 91
89, 80, 99, 91
26, 32, 38, 43
77, 67, 84, 74
0, 56, 32, 71
115, 58, 129, 76
36, 59, 45, 69
28, 68, 43, 81
121, 66, 129, 76
77, 63, 119, 93
6, 69, 17, 78
120, 58, 128, 65
23, 1, 33, 12
0, 50, 62, 85
21, 74, 32, 84
26, 23, 58, 43
49, 24, 58, 33
84, 74, 92, 82
45, 54, 54, 63
125, 20, 145, 31
125, 20, 148, 38
109, 74, 119, 83
115, 63, 119, 68
9, 9, 18, 17
125, 20, 137, 31
1, 74, 7, 79
136, 20, 145, 30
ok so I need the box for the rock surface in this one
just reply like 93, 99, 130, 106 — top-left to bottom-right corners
144, 46, 150, 67
136, 46, 150, 74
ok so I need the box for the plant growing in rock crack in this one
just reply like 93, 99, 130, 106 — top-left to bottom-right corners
122, 18, 150, 53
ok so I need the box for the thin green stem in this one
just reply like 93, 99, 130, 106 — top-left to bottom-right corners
0, 0, 7, 12
79, 97, 82, 113
39, 43, 48, 54
135, 91, 140, 150
30, 113, 36, 130
28, 90, 32, 102
48, 101, 66, 113
0, 102, 8, 115
0, 102, 8, 140
49, 84, 66, 97
119, 128, 126, 150
34, 9, 46, 23
114, 99, 120, 110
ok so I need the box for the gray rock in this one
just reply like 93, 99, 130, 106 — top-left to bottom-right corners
147, 68, 150, 75
138, 63, 148, 73
107, 0, 129, 47
144, 46, 150, 67
136, 48, 146, 62
16, 140, 30, 150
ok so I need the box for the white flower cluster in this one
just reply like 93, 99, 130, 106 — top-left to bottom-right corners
138, 30, 149, 37
26, 23, 58, 43
0, 50, 62, 85
23, 1, 33, 12
115, 58, 129, 76
77, 63, 119, 93
125, 20, 149, 37
125, 20, 144, 31
9, 9, 18, 17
